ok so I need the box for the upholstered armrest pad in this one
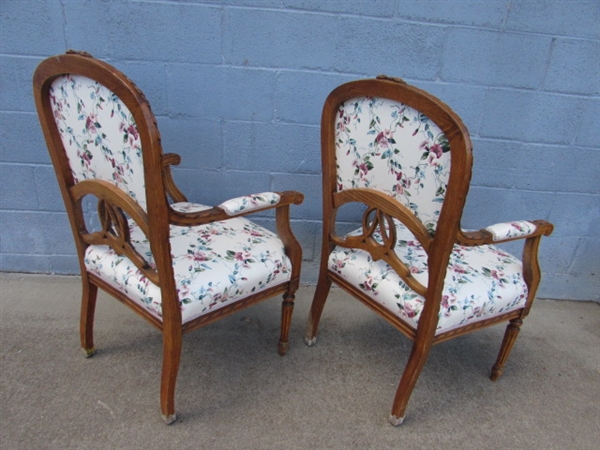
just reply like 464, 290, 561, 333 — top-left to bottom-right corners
458, 219, 552, 246
484, 220, 537, 242
219, 192, 281, 216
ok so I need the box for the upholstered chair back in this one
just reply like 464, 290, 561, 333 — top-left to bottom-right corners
49, 74, 147, 210
334, 96, 450, 235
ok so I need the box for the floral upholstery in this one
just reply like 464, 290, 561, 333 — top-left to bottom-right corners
219, 192, 281, 216
336, 97, 451, 234
84, 202, 292, 323
305, 77, 555, 425
34, 53, 307, 424
329, 221, 528, 335
485, 221, 537, 241
332, 96, 531, 333
49, 75, 147, 209
49, 75, 294, 325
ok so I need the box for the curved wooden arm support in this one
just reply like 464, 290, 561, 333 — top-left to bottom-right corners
521, 234, 544, 317
162, 153, 188, 203
168, 190, 304, 227
457, 219, 554, 246
275, 202, 304, 291
70, 180, 159, 285
331, 189, 429, 297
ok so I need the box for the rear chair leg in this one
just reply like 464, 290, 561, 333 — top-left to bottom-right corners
81, 277, 98, 358
491, 318, 523, 381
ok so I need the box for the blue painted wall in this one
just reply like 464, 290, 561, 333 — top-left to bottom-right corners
1, 0, 598, 300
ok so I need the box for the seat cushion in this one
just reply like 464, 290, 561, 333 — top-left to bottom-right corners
329, 223, 528, 335
84, 202, 292, 324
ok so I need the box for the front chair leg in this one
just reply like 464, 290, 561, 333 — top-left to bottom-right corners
490, 318, 523, 381
80, 276, 98, 357
278, 292, 295, 356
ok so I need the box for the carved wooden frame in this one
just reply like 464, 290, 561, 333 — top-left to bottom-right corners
33, 51, 304, 424
305, 75, 553, 425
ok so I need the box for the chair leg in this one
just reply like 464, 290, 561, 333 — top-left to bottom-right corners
304, 273, 332, 346
389, 340, 433, 426
278, 292, 296, 356
80, 276, 98, 358
490, 318, 523, 381
160, 328, 182, 425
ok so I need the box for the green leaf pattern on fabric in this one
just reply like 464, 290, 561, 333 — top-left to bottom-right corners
335, 97, 451, 234
50, 75, 146, 209
329, 221, 527, 335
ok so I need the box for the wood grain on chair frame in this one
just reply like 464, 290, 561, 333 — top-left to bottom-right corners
33, 51, 304, 424
305, 76, 553, 425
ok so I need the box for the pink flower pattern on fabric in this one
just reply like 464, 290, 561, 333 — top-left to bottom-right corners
335, 97, 451, 235
485, 221, 537, 241
329, 221, 528, 335
84, 202, 292, 324
49, 75, 147, 209
219, 192, 281, 216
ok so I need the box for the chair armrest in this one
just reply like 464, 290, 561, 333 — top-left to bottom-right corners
458, 219, 554, 246
219, 192, 282, 216
168, 190, 304, 226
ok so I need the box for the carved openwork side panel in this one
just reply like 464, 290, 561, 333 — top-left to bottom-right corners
98, 198, 131, 246
71, 180, 159, 285
85, 199, 158, 285
361, 206, 397, 261
331, 204, 427, 297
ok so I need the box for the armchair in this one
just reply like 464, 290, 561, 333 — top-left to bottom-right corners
33, 51, 303, 423
305, 76, 553, 425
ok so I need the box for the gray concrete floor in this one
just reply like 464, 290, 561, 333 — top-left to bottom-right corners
1, 273, 599, 450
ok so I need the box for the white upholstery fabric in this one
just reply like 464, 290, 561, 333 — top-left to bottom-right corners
329, 222, 528, 335
485, 221, 537, 241
49, 75, 147, 209
84, 202, 292, 324
219, 192, 281, 216
335, 96, 451, 234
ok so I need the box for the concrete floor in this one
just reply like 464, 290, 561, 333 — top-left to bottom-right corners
1, 272, 599, 450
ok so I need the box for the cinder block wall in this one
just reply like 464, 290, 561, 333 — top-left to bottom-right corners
1, 0, 598, 300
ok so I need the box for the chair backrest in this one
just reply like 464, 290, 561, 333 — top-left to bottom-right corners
321, 77, 473, 302
33, 52, 174, 292
34, 52, 165, 210
48, 73, 147, 209
334, 95, 452, 235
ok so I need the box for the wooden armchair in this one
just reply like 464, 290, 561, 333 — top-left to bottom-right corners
33, 51, 303, 424
304, 76, 553, 425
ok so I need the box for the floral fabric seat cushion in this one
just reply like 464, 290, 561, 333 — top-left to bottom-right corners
84, 202, 292, 324
328, 222, 528, 335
